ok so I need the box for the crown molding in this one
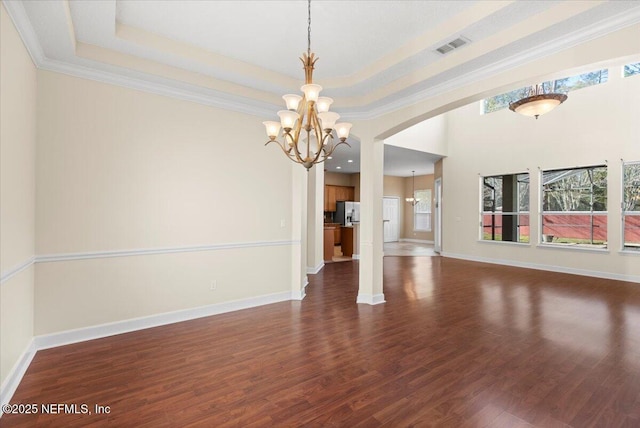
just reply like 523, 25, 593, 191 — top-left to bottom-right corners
2, 0, 45, 65
37, 56, 277, 119
5, 0, 640, 123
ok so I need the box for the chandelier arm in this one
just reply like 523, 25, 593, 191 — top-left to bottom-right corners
266, 138, 295, 159
310, 110, 325, 147
287, 131, 308, 165
309, 129, 328, 165
323, 140, 350, 158
291, 96, 306, 148
311, 113, 330, 163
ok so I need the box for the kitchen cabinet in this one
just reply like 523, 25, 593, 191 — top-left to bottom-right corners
341, 226, 354, 257
325, 186, 337, 211
324, 185, 355, 212
323, 226, 335, 262
323, 223, 341, 244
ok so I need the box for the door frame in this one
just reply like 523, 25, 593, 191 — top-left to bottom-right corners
434, 178, 442, 253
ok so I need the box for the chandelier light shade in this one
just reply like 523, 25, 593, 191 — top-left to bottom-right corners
263, 0, 351, 170
406, 171, 421, 206
509, 84, 568, 119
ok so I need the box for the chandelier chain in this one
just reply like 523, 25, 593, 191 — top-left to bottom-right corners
307, 0, 311, 55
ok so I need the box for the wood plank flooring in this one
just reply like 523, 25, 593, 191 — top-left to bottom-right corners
3, 257, 640, 427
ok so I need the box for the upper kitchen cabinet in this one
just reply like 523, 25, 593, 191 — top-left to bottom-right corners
325, 185, 355, 212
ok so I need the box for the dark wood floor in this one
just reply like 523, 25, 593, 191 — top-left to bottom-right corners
3, 257, 640, 427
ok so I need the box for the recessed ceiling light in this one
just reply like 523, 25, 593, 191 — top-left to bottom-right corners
336, 166, 341, 169
327, 156, 333, 160
348, 159, 353, 163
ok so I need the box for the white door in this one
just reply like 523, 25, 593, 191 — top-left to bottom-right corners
383, 197, 399, 242
434, 178, 442, 253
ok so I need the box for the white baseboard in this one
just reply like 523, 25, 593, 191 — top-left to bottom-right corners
356, 293, 386, 305
441, 252, 640, 283
34, 291, 292, 350
0, 339, 36, 414
306, 262, 324, 275
291, 277, 308, 301
399, 239, 434, 244
1, 290, 299, 409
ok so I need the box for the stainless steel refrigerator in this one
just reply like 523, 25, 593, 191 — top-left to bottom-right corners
335, 201, 360, 226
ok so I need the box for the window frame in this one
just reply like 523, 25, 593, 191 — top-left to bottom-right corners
480, 173, 530, 244
413, 189, 432, 232
539, 165, 608, 249
622, 160, 640, 252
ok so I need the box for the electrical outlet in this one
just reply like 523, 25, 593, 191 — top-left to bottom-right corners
210, 280, 217, 291
280, 218, 286, 228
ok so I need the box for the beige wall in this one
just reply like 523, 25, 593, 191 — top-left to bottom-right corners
0, 4, 37, 384
382, 175, 435, 241
34, 70, 295, 334
324, 171, 353, 187
442, 63, 640, 279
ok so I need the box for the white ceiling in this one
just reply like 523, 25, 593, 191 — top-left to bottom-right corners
5, 0, 640, 175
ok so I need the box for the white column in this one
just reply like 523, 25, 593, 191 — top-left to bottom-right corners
357, 135, 385, 305
306, 163, 324, 274
290, 163, 308, 300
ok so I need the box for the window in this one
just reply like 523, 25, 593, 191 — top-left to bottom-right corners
541, 166, 607, 247
623, 62, 640, 78
481, 173, 530, 243
483, 69, 608, 114
623, 162, 640, 251
414, 189, 432, 232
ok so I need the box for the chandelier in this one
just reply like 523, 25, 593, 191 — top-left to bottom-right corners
406, 171, 421, 206
262, 0, 351, 170
509, 84, 567, 119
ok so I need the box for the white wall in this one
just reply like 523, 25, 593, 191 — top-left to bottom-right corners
34, 70, 296, 334
0, 4, 37, 386
442, 65, 640, 281
384, 115, 447, 156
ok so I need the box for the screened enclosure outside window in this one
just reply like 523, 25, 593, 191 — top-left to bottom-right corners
541, 166, 607, 247
481, 173, 530, 243
623, 162, 640, 250
414, 190, 432, 232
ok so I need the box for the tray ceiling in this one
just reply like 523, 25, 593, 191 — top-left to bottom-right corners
6, 0, 640, 120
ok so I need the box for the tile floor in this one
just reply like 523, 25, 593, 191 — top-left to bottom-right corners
330, 241, 437, 261
383, 241, 438, 256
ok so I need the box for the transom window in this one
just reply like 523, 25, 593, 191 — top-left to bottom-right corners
483, 69, 608, 114
481, 173, 530, 243
623, 62, 640, 78
541, 166, 607, 247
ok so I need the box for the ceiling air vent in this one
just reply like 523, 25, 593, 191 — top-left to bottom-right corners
435, 36, 470, 55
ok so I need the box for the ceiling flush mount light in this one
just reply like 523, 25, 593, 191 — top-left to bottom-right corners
406, 171, 421, 206
509, 84, 567, 119
263, 0, 351, 170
